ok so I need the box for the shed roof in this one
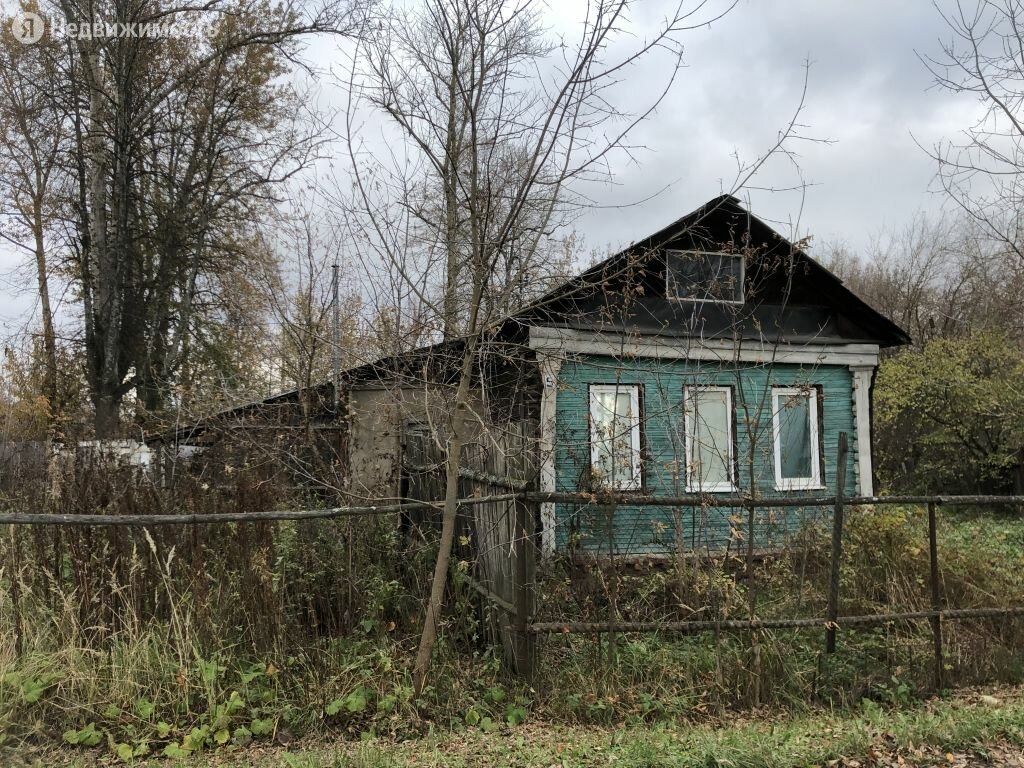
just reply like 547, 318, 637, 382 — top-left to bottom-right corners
153, 195, 909, 444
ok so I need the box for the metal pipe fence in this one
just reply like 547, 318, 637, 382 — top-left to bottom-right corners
4, 429, 1024, 691
513, 435, 1024, 688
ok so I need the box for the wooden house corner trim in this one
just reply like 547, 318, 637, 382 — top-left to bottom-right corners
850, 364, 875, 497
537, 351, 563, 558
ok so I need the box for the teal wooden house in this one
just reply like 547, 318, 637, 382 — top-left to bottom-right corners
162, 195, 909, 560
513, 195, 909, 556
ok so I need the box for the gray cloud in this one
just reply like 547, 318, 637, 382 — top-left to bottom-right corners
569, 0, 982, 260
0, 0, 983, 332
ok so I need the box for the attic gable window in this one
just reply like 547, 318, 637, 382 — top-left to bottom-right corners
666, 250, 744, 304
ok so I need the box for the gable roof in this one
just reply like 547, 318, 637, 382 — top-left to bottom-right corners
511, 194, 911, 347
154, 194, 909, 444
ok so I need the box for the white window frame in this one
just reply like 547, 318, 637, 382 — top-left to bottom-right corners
666, 249, 745, 305
589, 384, 643, 491
683, 385, 737, 493
772, 386, 823, 491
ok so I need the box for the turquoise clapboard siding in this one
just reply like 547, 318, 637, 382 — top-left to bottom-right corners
553, 354, 858, 554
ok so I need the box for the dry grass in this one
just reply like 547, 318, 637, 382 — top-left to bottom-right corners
2, 461, 1024, 764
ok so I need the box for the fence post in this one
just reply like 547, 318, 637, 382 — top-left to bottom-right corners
927, 501, 945, 691
8, 525, 23, 657
826, 432, 848, 654
513, 495, 536, 679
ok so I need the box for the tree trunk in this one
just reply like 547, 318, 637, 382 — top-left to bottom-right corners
412, 342, 475, 694
414, 65, 473, 689
31, 201, 57, 425
94, 394, 120, 439
441, 52, 462, 340
77, 36, 121, 440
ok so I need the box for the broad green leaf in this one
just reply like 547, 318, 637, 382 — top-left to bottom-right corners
134, 698, 156, 720
163, 742, 190, 758
114, 742, 134, 762
250, 717, 274, 736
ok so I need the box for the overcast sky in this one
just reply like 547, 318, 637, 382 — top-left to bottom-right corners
0, 0, 985, 339
561, 0, 983, 256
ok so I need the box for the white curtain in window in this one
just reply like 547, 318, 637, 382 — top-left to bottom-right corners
773, 387, 821, 489
778, 393, 812, 479
590, 386, 640, 489
686, 388, 733, 490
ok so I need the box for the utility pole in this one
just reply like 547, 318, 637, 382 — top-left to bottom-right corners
332, 263, 340, 412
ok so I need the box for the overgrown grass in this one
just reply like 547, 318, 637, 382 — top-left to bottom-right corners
288, 690, 1024, 767
21, 685, 1024, 766
3, 469, 1024, 764
941, 506, 1024, 589
533, 503, 1024, 721
359, 690, 1024, 768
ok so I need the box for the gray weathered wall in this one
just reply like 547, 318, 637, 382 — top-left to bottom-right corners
346, 385, 493, 500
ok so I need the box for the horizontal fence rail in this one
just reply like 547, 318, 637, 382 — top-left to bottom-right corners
0, 493, 520, 527
405, 463, 532, 492
3, 492, 1022, 527
527, 607, 1024, 635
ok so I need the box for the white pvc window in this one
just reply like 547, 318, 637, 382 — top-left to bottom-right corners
684, 386, 736, 492
666, 250, 745, 304
772, 387, 823, 490
589, 384, 642, 490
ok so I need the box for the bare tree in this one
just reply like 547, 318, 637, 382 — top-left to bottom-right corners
823, 214, 1024, 346
337, 0, 738, 693
0, 13, 67, 425
256, 204, 368, 406
923, 0, 1024, 260
0, 0, 366, 438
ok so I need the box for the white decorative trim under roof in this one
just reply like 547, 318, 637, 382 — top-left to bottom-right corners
529, 326, 880, 368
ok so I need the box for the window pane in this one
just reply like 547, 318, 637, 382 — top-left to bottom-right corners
778, 394, 812, 479
688, 389, 731, 487
667, 251, 743, 303
591, 387, 639, 488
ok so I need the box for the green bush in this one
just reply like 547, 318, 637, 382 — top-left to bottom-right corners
875, 331, 1024, 493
